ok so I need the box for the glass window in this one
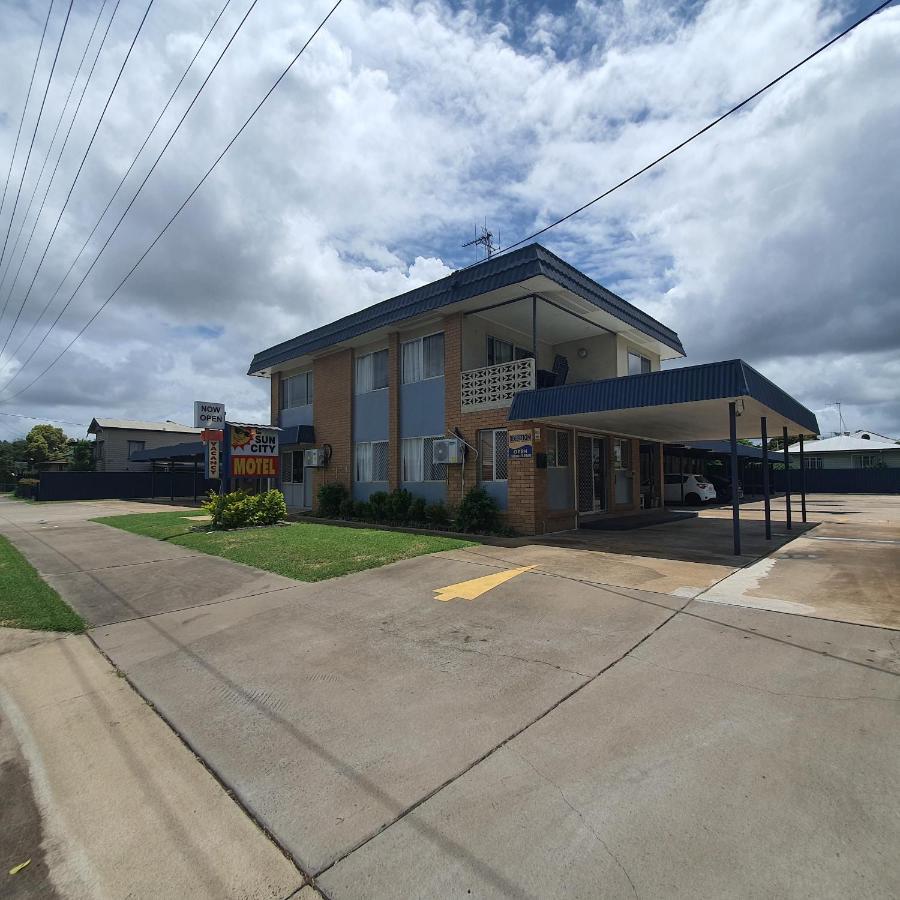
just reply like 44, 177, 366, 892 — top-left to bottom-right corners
292, 452, 304, 482
127, 440, 145, 459
487, 335, 532, 366
355, 350, 388, 393
613, 438, 631, 469
547, 430, 570, 468
402, 333, 444, 383
282, 371, 313, 408
479, 429, 508, 482
628, 352, 652, 376
355, 441, 388, 481
805, 457, 823, 469
402, 436, 447, 482
94, 441, 104, 459
281, 451, 293, 482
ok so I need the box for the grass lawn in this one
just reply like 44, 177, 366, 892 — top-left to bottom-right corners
0, 536, 85, 632
93, 510, 475, 581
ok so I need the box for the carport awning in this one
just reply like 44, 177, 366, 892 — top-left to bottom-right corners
129, 441, 205, 462
508, 359, 818, 441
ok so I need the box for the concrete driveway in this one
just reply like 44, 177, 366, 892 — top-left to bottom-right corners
2, 495, 899, 898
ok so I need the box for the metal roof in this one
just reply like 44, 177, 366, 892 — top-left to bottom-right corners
248, 243, 685, 374
129, 441, 206, 461
679, 440, 768, 459
508, 359, 819, 436
89, 418, 201, 434
787, 432, 899, 454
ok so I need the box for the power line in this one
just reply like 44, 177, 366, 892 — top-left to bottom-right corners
0, 0, 109, 324
0, 0, 75, 274
0, 0, 346, 403
487, 0, 896, 262
0, 409, 84, 427
0, 0, 257, 385
0, 1, 53, 242
1, 0, 233, 369
0, 0, 144, 363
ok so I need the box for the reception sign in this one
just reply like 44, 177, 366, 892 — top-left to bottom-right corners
508, 428, 534, 459
229, 425, 279, 478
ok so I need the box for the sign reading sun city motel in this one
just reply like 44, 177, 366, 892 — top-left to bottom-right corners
229, 425, 279, 478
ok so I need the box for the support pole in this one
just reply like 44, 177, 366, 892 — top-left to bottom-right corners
729, 402, 741, 555
783, 426, 792, 530
799, 434, 807, 523
170, 463, 175, 503
150, 462, 155, 498
761, 417, 771, 540
193, 458, 198, 502
532, 295, 538, 358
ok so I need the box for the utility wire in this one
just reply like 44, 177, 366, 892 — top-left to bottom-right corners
0, 0, 109, 321
2, 0, 233, 369
488, 0, 896, 262
0, 1, 53, 244
0, 0, 144, 362
0, 0, 346, 402
0, 409, 84, 427
0, 0, 75, 274
0, 0, 257, 381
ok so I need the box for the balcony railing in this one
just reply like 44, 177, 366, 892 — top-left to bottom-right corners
460, 358, 535, 411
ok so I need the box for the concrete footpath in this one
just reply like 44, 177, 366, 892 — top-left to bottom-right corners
2, 496, 899, 899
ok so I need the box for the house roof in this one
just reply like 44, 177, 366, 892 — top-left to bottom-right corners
248, 243, 686, 375
787, 431, 899, 454
88, 418, 202, 434
508, 359, 819, 441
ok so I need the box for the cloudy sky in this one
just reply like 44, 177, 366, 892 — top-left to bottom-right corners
0, 0, 897, 441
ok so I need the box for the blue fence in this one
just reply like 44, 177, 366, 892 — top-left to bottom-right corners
774, 468, 900, 494
38, 470, 219, 502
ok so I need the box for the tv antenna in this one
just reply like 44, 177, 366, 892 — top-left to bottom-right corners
833, 401, 845, 434
462, 222, 499, 261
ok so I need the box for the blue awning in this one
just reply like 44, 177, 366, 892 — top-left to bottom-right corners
279, 424, 315, 445
508, 359, 818, 441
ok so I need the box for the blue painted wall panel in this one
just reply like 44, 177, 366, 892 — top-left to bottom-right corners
400, 378, 445, 437
353, 390, 389, 441
280, 404, 313, 427
401, 481, 447, 504
546, 467, 574, 510
481, 480, 508, 510
352, 481, 389, 502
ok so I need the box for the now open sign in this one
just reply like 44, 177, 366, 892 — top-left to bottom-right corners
194, 401, 225, 429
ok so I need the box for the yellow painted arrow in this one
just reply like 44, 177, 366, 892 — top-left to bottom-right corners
434, 565, 536, 602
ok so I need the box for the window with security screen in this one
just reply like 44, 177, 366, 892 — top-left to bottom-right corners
479, 429, 508, 481
547, 430, 570, 468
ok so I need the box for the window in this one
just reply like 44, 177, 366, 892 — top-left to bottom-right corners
354, 441, 388, 482
355, 349, 388, 393
547, 430, 570, 468
478, 429, 508, 481
613, 438, 632, 469
401, 436, 448, 482
281, 371, 313, 408
127, 440, 145, 459
401, 333, 444, 383
805, 457, 824, 469
487, 335, 533, 366
94, 440, 104, 460
281, 451, 305, 483
627, 351, 652, 376
853, 454, 879, 469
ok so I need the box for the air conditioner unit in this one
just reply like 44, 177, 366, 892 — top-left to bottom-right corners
432, 438, 464, 465
304, 447, 327, 468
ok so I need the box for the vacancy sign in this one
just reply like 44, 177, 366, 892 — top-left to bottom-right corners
206, 440, 221, 479
194, 401, 225, 429
230, 425, 279, 478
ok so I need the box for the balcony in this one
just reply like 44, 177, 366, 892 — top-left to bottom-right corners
460, 358, 536, 411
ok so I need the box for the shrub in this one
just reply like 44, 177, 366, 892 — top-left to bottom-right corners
317, 481, 348, 518
353, 500, 374, 521
409, 496, 427, 524
339, 496, 355, 519
425, 500, 450, 528
368, 490, 389, 521
203, 489, 286, 529
455, 487, 500, 533
385, 488, 413, 524
14, 478, 39, 499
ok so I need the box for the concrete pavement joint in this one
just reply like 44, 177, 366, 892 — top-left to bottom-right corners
313, 597, 690, 880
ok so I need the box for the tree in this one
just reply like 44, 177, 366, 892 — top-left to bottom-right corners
25, 424, 69, 465
70, 439, 95, 472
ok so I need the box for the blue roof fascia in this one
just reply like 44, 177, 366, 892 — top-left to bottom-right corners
248, 244, 685, 374
508, 359, 819, 434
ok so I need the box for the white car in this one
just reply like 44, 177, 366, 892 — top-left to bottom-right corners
664, 473, 717, 505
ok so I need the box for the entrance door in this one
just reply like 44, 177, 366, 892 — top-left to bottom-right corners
576, 435, 607, 513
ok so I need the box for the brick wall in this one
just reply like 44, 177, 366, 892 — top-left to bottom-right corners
311, 349, 353, 500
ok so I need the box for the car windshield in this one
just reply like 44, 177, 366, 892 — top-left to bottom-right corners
694, 477, 709, 484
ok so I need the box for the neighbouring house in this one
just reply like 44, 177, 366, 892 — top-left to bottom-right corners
87, 418, 202, 473
248, 243, 818, 535
788, 430, 900, 469
35, 457, 70, 472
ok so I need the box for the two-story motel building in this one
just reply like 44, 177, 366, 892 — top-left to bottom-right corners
248, 244, 818, 536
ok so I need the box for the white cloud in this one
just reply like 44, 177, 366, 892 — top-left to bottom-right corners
0, 0, 896, 440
